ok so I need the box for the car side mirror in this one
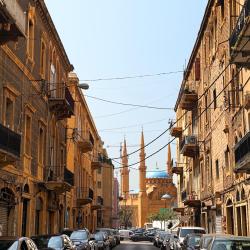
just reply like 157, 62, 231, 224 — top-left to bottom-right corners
90, 237, 95, 241
174, 235, 178, 239
194, 245, 200, 249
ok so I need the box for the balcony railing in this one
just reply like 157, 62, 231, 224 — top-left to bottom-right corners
76, 187, 94, 206
171, 166, 183, 175
91, 153, 104, 170
77, 133, 93, 153
91, 196, 104, 210
48, 85, 74, 119
230, 0, 250, 65
169, 122, 182, 138
179, 89, 198, 111
234, 131, 250, 173
180, 135, 199, 158
0, 123, 21, 166
183, 193, 201, 207
44, 166, 74, 193
0, 0, 26, 43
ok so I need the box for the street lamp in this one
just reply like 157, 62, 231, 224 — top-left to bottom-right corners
161, 193, 172, 231
78, 83, 89, 90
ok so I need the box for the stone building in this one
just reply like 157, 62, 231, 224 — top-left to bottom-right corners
119, 132, 177, 228
172, 0, 250, 236
0, 0, 113, 236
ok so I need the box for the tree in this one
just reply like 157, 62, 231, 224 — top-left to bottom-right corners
119, 206, 133, 229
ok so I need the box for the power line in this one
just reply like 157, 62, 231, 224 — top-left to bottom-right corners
80, 70, 183, 82
111, 38, 250, 166
85, 95, 173, 110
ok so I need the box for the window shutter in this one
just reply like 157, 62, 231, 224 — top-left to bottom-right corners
195, 58, 201, 81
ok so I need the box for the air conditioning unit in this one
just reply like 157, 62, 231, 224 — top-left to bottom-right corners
185, 136, 197, 145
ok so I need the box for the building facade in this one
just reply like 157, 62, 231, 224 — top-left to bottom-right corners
0, 0, 114, 236
172, 0, 250, 236
119, 132, 177, 228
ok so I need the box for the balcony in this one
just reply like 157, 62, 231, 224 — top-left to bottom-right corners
230, 0, 250, 65
244, 92, 250, 110
0, 123, 21, 166
48, 85, 74, 120
183, 194, 201, 208
172, 166, 183, 175
179, 89, 198, 111
91, 154, 104, 170
0, 0, 26, 43
76, 187, 94, 206
77, 134, 93, 153
180, 135, 199, 158
91, 196, 103, 210
170, 123, 182, 138
234, 131, 250, 173
44, 166, 74, 193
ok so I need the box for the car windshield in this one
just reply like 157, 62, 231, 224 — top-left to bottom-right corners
180, 229, 205, 237
48, 236, 62, 248
94, 233, 104, 241
71, 231, 88, 240
212, 239, 250, 250
0, 240, 18, 250
188, 236, 201, 246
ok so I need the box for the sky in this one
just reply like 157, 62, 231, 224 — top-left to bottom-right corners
44, 0, 207, 191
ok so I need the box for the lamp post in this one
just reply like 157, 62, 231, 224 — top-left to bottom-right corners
161, 193, 172, 231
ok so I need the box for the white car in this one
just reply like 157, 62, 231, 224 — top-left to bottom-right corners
174, 226, 206, 250
118, 230, 134, 240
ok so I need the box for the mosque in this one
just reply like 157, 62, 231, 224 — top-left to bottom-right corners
119, 131, 177, 228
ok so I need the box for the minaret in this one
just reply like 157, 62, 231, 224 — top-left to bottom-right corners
167, 143, 172, 178
138, 130, 148, 228
121, 139, 129, 199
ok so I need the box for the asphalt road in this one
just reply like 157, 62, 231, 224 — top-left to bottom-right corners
115, 240, 158, 249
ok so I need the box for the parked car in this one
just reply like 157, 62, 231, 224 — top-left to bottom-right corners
90, 232, 110, 250
144, 229, 157, 242
70, 230, 91, 250
47, 235, 76, 250
118, 229, 134, 240
130, 231, 150, 242
174, 227, 206, 250
0, 237, 38, 250
95, 228, 116, 248
31, 234, 59, 249
112, 229, 120, 245
161, 234, 176, 250
61, 228, 74, 237
181, 234, 202, 250
200, 234, 250, 250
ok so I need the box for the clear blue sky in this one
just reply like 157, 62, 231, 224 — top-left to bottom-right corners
45, 0, 207, 191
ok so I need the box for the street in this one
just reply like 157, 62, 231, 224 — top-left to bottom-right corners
115, 240, 158, 250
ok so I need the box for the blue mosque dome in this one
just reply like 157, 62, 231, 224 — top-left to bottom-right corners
146, 171, 169, 179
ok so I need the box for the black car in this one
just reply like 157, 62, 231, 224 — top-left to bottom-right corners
181, 234, 202, 250
130, 231, 150, 242
31, 234, 59, 249
90, 232, 110, 250
70, 230, 91, 250
0, 237, 38, 250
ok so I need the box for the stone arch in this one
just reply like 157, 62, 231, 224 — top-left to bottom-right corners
23, 184, 29, 194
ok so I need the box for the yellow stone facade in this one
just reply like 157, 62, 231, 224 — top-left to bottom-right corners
0, 0, 113, 236
120, 132, 177, 228
173, 0, 250, 236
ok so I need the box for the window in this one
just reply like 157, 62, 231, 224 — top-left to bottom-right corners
27, 18, 34, 59
215, 159, 219, 179
225, 147, 230, 171
221, 0, 225, 20
38, 126, 45, 165
213, 89, 217, 109
5, 97, 14, 129
40, 40, 46, 77
25, 115, 31, 155
200, 161, 204, 187
98, 167, 102, 174
205, 95, 208, 123
97, 181, 101, 189
50, 64, 56, 98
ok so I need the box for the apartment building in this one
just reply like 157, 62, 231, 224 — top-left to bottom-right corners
172, 0, 250, 236
0, 0, 114, 236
